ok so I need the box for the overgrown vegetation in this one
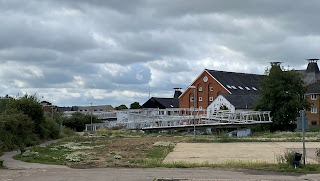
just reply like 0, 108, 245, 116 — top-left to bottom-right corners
14, 129, 181, 168
0, 94, 60, 154
255, 63, 310, 131
62, 112, 102, 132
11, 129, 320, 173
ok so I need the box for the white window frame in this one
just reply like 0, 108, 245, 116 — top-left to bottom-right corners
311, 94, 317, 100
199, 97, 202, 101
210, 87, 213, 91
190, 97, 194, 102
311, 107, 317, 114
199, 87, 202, 92
199, 106, 202, 110
209, 97, 213, 101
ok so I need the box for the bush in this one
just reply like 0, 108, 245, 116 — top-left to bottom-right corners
60, 126, 77, 138
277, 150, 296, 167
63, 112, 102, 132
43, 117, 60, 139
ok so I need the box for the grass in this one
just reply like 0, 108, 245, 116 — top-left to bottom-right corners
0, 160, 3, 168
12, 129, 320, 173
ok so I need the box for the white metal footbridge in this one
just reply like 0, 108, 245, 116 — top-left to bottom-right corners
85, 108, 272, 131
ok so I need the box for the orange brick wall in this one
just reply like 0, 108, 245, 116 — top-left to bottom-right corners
305, 94, 320, 125
179, 71, 230, 109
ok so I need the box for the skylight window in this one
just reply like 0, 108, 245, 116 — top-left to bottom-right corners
238, 86, 243, 90
245, 87, 251, 90
227, 85, 232, 89
231, 86, 237, 89
252, 87, 257, 91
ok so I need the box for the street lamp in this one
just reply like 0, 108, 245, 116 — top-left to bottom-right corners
90, 102, 93, 132
189, 86, 196, 139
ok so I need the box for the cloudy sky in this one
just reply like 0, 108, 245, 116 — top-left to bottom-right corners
1, 0, 320, 107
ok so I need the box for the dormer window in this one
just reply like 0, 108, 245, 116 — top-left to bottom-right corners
311, 94, 317, 100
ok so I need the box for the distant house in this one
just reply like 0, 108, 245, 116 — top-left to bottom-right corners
77, 105, 114, 113
305, 80, 320, 126
141, 88, 182, 109
179, 69, 264, 111
297, 59, 320, 126
57, 107, 72, 112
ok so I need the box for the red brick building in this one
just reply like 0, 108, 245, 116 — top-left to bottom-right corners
178, 69, 263, 110
305, 81, 320, 125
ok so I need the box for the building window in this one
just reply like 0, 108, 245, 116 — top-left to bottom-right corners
311, 94, 317, 100
209, 97, 213, 101
210, 87, 213, 91
311, 107, 317, 114
311, 121, 317, 125
190, 97, 194, 102
199, 97, 202, 101
199, 87, 202, 92
199, 106, 202, 110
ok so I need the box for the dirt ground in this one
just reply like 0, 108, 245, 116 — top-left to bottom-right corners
69, 136, 184, 168
164, 142, 320, 164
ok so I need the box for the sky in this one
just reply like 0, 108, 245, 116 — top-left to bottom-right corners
1, 0, 320, 107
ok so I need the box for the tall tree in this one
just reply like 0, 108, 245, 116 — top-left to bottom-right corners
9, 94, 46, 138
130, 102, 140, 109
255, 63, 310, 131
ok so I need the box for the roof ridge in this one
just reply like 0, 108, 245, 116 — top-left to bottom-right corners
206, 69, 264, 76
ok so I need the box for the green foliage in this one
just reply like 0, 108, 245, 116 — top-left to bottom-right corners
277, 150, 296, 166
130, 102, 140, 109
0, 110, 38, 152
0, 160, 3, 168
115, 104, 128, 110
9, 94, 47, 138
219, 105, 228, 110
255, 63, 310, 131
63, 112, 102, 132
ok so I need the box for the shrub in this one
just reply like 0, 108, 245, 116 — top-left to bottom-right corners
277, 150, 296, 166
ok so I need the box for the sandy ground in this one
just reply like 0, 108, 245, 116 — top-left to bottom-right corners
164, 142, 320, 164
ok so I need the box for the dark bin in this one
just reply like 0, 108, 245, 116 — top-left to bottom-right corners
292, 152, 302, 168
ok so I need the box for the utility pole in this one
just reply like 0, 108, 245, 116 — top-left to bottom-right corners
300, 110, 306, 166
90, 102, 93, 132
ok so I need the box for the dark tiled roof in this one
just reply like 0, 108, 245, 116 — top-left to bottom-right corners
307, 81, 320, 94
57, 107, 72, 112
141, 97, 179, 109
297, 62, 320, 84
222, 94, 259, 109
206, 70, 264, 95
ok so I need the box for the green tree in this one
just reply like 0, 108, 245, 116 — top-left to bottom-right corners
0, 110, 38, 152
9, 94, 47, 138
130, 102, 140, 109
255, 63, 310, 131
115, 104, 128, 110
63, 112, 102, 132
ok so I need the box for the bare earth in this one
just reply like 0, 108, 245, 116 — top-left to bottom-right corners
164, 142, 320, 164
1, 142, 320, 181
